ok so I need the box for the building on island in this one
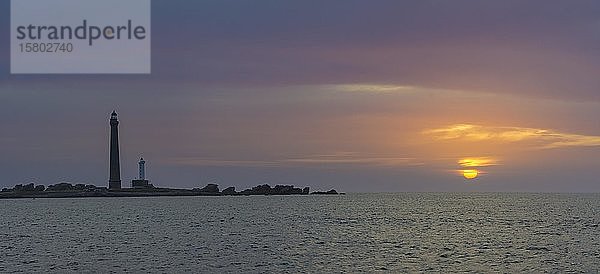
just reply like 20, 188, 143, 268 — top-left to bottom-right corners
108, 111, 154, 190
131, 157, 153, 189
108, 111, 121, 189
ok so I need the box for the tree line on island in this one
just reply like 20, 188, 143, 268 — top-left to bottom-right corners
197, 184, 340, 195
1, 182, 341, 197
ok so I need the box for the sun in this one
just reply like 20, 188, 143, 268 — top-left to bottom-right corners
462, 169, 479, 179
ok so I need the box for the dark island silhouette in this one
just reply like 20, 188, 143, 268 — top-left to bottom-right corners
0, 182, 341, 199
1, 112, 342, 199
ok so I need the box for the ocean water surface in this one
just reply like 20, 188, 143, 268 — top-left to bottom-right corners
1, 193, 599, 272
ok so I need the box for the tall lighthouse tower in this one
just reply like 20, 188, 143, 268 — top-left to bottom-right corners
108, 111, 122, 189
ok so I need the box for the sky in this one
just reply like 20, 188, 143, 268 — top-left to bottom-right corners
0, 0, 599, 192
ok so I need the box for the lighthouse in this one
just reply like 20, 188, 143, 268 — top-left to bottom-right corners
132, 157, 152, 189
108, 111, 121, 189
139, 157, 146, 180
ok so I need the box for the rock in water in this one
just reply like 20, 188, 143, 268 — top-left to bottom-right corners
302, 187, 310, 195
197, 184, 220, 193
222, 187, 236, 195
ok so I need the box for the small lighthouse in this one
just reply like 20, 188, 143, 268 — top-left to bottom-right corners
138, 157, 146, 180
132, 157, 153, 189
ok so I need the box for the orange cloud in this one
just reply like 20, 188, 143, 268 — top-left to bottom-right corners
424, 124, 600, 149
458, 157, 499, 167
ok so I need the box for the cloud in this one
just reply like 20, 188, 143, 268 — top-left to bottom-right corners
285, 153, 421, 167
324, 84, 418, 94
424, 124, 600, 149
166, 152, 422, 168
458, 157, 499, 167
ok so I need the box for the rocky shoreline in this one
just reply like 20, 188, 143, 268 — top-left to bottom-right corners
0, 183, 343, 199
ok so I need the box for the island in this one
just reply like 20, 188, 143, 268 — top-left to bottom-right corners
1, 112, 344, 200
0, 183, 343, 199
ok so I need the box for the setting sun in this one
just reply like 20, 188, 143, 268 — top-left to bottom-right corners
462, 169, 479, 179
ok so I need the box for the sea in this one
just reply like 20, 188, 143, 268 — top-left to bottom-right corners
1, 193, 599, 273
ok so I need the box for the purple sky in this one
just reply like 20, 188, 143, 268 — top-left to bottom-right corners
1, 1, 599, 192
